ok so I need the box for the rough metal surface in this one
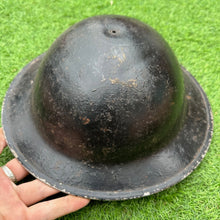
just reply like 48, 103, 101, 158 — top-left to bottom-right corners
1, 15, 213, 200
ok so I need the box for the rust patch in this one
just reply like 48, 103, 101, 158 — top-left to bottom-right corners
100, 127, 111, 132
79, 116, 90, 125
109, 78, 137, 87
192, 135, 197, 142
186, 95, 191, 100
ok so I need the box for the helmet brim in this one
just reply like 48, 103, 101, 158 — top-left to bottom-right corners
2, 54, 213, 200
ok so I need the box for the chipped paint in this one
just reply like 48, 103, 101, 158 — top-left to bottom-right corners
110, 48, 126, 64
143, 192, 150, 196
10, 148, 18, 158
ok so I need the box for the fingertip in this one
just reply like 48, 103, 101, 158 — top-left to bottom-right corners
75, 196, 90, 206
0, 127, 7, 150
66, 195, 90, 209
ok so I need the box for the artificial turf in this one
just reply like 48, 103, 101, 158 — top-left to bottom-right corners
0, 0, 219, 219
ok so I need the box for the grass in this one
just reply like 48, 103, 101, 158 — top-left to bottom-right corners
0, 0, 219, 219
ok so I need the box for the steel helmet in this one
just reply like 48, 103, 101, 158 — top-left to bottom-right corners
2, 15, 213, 200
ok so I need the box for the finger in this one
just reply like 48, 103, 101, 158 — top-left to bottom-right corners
0, 169, 28, 219
29, 195, 90, 220
6, 158, 29, 181
16, 179, 59, 206
0, 168, 18, 200
0, 128, 7, 153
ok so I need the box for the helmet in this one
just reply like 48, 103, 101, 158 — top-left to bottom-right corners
2, 15, 213, 200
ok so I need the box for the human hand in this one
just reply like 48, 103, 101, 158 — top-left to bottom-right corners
0, 128, 90, 220
0, 128, 6, 154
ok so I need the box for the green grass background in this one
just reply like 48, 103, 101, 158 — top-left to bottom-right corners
0, 0, 219, 219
